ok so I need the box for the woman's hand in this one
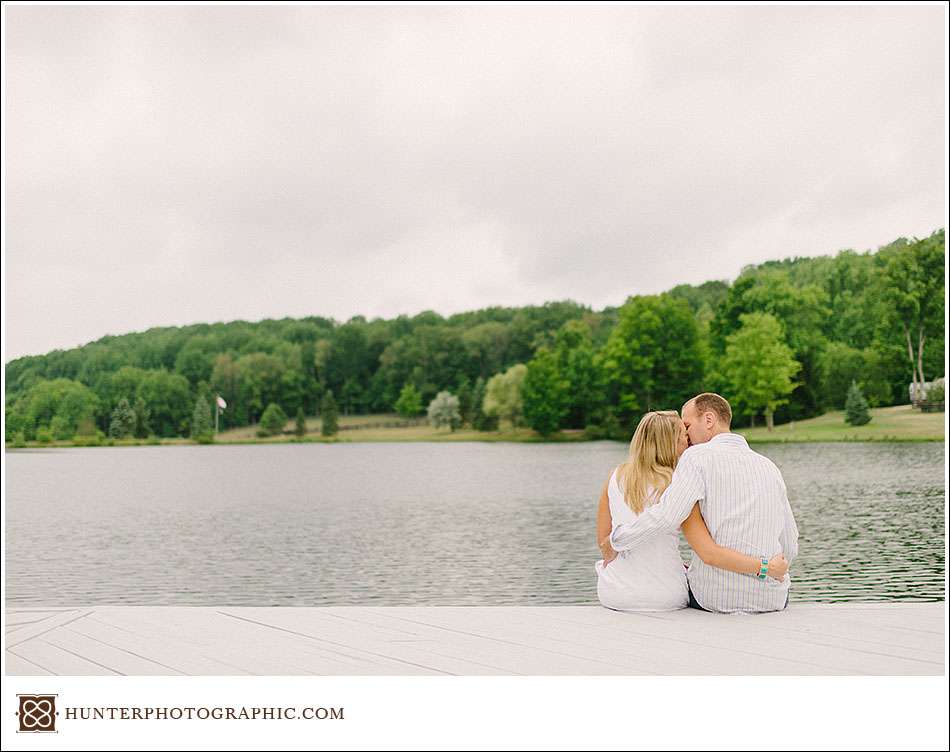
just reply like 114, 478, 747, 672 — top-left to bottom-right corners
767, 553, 789, 581
599, 535, 618, 566
596, 474, 616, 566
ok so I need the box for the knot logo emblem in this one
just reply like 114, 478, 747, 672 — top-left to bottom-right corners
16, 694, 57, 733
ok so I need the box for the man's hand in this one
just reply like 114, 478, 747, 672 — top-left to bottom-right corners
599, 535, 618, 566
767, 553, 789, 581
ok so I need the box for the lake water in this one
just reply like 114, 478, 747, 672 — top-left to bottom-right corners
4, 442, 945, 607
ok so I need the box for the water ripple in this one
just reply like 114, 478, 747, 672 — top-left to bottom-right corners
4, 442, 945, 606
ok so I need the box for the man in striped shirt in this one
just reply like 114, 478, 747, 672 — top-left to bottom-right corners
609, 393, 799, 613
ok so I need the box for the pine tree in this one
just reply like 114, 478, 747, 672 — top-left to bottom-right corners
295, 406, 307, 437
190, 395, 214, 442
844, 381, 871, 426
258, 403, 288, 437
320, 390, 339, 436
109, 398, 137, 439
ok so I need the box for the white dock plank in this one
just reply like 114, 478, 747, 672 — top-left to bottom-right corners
40, 626, 189, 676
227, 607, 641, 675
99, 609, 397, 676
91, 607, 450, 675
216, 608, 523, 675
8, 638, 121, 675
315, 606, 694, 674
219, 609, 540, 676
6, 610, 78, 629
4, 649, 55, 675
535, 608, 941, 674
532, 607, 942, 662
67, 615, 254, 675
732, 612, 943, 659
6, 609, 90, 647
350, 607, 848, 675
5, 604, 945, 676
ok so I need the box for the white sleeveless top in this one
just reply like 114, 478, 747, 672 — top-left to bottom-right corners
594, 467, 689, 612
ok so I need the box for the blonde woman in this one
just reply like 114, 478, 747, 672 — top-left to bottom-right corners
594, 411, 788, 612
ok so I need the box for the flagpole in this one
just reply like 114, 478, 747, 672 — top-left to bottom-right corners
214, 395, 226, 434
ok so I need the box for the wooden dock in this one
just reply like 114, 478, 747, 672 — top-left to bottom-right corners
4, 603, 944, 676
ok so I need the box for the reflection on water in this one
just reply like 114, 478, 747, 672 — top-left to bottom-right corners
5, 441, 945, 606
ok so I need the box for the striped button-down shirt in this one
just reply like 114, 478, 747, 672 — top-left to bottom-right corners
609, 432, 799, 613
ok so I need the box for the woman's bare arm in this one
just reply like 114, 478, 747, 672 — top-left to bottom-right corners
596, 474, 617, 564
681, 503, 787, 580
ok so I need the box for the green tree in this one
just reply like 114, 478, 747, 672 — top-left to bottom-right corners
274, 343, 308, 418
461, 322, 512, 379
456, 378, 474, 426
376, 325, 469, 407
722, 312, 800, 431
235, 352, 286, 426
599, 294, 704, 424
191, 394, 214, 442
427, 391, 462, 431
320, 390, 339, 436
394, 383, 423, 418
94, 365, 147, 424
5, 403, 24, 443
74, 416, 98, 440
109, 398, 137, 439
258, 403, 288, 437
553, 320, 601, 428
340, 377, 365, 415
523, 347, 570, 436
295, 406, 307, 437
845, 381, 871, 426
818, 249, 879, 348
174, 336, 217, 386
3, 227, 943, 439
926, 381, 944, 405
877, 231, 945, 402
818, 342, 891, 409
710, 270, 829, 420
483, 363, 527, 427
132, 396, 152, 438
471, 377, 498, 431
668, 280, 731, 315
50, 414, 76, 441
138, 370, 193, 437
5, 378, 99, 441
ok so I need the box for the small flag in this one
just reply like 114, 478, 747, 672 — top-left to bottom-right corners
216, 395, 227, 410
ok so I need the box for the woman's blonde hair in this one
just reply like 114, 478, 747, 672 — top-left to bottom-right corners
618, 410, 683, 514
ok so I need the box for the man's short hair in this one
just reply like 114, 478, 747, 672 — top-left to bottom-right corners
686, 393, 732, 427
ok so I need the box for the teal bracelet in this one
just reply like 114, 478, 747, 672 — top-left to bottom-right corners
757, 558, 768, 580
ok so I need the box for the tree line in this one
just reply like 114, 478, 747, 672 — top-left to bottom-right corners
4, 229, 944, 442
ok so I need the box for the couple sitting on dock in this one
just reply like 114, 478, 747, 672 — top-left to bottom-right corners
595, 392, 800, 614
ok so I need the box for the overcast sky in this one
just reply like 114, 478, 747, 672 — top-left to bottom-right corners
4, 5, 946, 360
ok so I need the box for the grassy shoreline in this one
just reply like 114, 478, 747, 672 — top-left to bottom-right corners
6, 405, 944, 449
734, 405, 944, 443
